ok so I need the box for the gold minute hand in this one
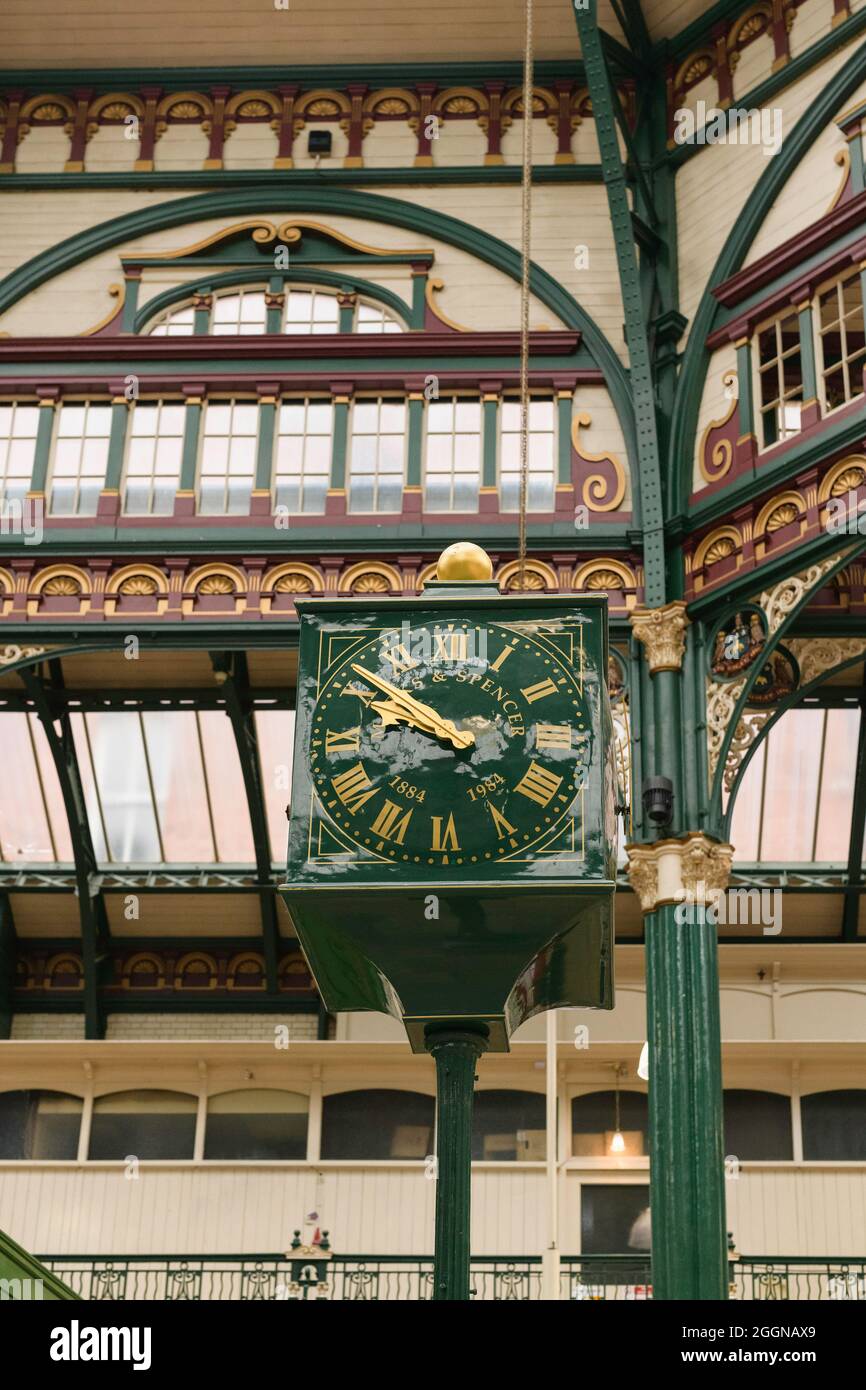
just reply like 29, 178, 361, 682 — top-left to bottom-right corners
350, 663, 475, 750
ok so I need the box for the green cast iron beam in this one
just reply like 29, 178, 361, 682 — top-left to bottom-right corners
574, 1, 666, 607
20, 661, 110, 1039
210, 652, 281, 992
425, 1023, 489, 1301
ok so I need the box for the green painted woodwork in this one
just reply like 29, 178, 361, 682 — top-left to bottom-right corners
121, 275, 140, 332
180, 398, 203, 492
255, 398, 277, 492
266, 275, 283, 334
735, 340, 754, 440
330, 396, 350, 491
132, 267, 413, 336
281, 581, 616, 1052
406, 395, 424, 489
668, 32, 866, 517
574, 2, 666, 608
30, 403, 56, 493
645, 901, 728, 1301
411, 272, 427, 331
0, 1228, 78, 1301
0, 187, 636, 479
797, 303, 819, 406
426, 1023, 489, 1301
105, 399, 130, 492
193, 296, 211, 335
482, 395, 498, 490
556, 393, 572, 486
337, 294, 354, 335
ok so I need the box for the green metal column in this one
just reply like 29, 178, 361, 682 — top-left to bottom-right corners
645, 900, 728, 1300
425, 1022, 489, 1301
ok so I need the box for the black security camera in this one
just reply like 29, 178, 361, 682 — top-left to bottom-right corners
642, 776, 673, 827
308, 130, 332, 156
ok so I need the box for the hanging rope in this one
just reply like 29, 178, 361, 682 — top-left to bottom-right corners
517, 0, 534, 591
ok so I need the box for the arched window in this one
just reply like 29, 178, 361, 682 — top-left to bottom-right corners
204, 1090, 308, 1160
145, 285, 403, 336
0, 1090, 82, 1159
473, 1089, 545, 1161
321, 1089, 434, 1159
801, 1090, 866, 1160
356, 300, 402, 334
723, 1089, 793, 1160
149, 304, 195, 336
88, 1090, 197, 1160
572, 1090, 648, 1157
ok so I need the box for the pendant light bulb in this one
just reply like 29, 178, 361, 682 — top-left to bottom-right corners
610, 1130, 626, 1154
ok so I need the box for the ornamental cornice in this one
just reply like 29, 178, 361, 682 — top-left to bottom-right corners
626, 834, 734, 915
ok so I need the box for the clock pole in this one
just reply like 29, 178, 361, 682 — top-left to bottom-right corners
425, 1022, 490, 1301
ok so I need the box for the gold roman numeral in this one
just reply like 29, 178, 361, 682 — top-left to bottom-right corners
381, 643, 420, 674
325, 727, 361, 753
434, 627, 469, 661
488, 803, 517, 840
345, 682, 376, 709
431, 813, 460, 852
370, 799, 413, 845
514, 761, 563, 807
331, 761, 378, 814
489, 645, 514, 672
521, 677, 559, 704
535, 723, 572, 750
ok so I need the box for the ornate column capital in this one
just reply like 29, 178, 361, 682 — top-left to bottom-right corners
630, 600, 690, 672
626, 833, 733, 914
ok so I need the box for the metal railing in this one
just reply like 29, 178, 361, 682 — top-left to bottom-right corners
36, 1253, 866, 1300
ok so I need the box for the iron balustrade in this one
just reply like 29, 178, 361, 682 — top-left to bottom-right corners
34, 1253, 866, 1301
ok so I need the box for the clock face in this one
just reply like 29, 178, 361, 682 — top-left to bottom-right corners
307, 620, 593, 867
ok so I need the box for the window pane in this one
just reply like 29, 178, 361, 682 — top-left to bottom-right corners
758, 709, 821, 860
204, 1089, 308, 1159
80, 713, 161, 863
572, 1090, 648, 1157
197, 713, 256, 861
472, 1089, 545, 1160
0, 713, 55, 861
723, 1090, 793, 1160
801, 1091, 866, 1160
581, 1185, 651, 1256
141, 712, 216, 861
88, 1090, 197, 1160
321, 1090, 434, 1159
0, 1091, 82, 1159
814, 708, 858, 860
255, 710, 295, 861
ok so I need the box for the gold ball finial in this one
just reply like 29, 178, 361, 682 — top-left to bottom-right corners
436, 542, 494, 582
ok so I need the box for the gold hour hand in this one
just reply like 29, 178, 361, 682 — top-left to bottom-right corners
350, 663, 474, 750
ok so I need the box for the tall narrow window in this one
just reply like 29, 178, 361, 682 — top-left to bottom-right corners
348, 399, 406, 513
212, 290, 267, 336
756, 312, 803, 447
817, 272, 866, 412
273, 400, 333, 514
424, 399, 482, 512
198, 401, 258, 515
499, 399, 556, 511
0, 402, 39, 503
283, 288, 339, 335
148, 304, 195, 336
124, 402, 185, 515
50, 402, 112, 516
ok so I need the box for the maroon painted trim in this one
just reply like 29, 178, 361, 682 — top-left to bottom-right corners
706, 236, 866, 347
711, 188, 866, 311
0, 329, 580, 362
0, 368, 603, 397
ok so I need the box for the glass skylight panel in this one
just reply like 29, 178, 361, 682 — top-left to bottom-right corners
197, 712, 256, 862
141, 712, 217, 862
254, 710, 295, 861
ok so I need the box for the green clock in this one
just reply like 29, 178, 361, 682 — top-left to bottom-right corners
281, 559, 617, 1051
308, 619, 593, 869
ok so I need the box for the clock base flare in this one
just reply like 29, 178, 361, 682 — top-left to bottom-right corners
280, 884, 614, 1052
